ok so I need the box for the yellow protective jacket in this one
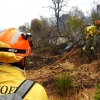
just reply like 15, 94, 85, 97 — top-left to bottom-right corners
0, 63, 48, 100
86, 25, 98, 38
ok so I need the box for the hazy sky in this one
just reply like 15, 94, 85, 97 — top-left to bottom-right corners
0, 0, 98, 29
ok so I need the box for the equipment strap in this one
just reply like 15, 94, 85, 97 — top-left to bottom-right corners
14, 80, 35, 99
0, 48, 27, 54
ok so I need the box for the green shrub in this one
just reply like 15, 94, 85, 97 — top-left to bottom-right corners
93, 84, 100, 100
55, 73, 73, 92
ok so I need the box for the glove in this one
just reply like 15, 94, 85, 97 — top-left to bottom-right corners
88, 34, 93, 38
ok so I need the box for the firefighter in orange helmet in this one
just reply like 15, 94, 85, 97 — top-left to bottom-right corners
81, 20, 100, 55
0, 28, 48, 100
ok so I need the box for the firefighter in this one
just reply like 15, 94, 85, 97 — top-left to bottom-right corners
0, 28, 48, 100
81, 20, 100, 55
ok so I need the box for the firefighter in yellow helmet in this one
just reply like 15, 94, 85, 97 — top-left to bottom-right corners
81, 20, 100, 55
0, 28, 48, 100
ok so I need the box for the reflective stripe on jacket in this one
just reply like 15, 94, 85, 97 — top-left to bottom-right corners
0, 63, 48, 100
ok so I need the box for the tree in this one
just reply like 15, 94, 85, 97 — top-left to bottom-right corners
49, 0, 68, 31
18, 22, 30, 33
85, 0, 100, 24
30, 17, 56, 47
66, 16, 85, 42
89, 1, 100, 24
90, 9, 98, 24
31, 18, 43, 34
65, 6, 85, 42
68, 6, 85, 19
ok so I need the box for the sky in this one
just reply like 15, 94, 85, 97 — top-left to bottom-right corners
0, 0, 99, 29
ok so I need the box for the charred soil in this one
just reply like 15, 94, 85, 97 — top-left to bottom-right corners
26, 47, 100, 100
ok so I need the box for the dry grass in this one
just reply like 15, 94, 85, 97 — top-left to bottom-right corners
26, 48, 100, 100
48, 88, 96, 100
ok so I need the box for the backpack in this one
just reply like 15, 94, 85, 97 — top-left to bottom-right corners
0, 80, 35, 100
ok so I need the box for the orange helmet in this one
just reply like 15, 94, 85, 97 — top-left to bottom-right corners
0, 28, 32, 63
95, 20, 100, 25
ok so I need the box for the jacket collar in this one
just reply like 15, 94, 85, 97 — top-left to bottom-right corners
0, 63, 25, 81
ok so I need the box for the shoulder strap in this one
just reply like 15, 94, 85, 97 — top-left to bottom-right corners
14, 80, 35, 99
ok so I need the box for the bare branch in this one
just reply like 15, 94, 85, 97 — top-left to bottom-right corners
48, 0, 69, 30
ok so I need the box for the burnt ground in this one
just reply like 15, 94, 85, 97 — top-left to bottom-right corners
26, 47, 100, 100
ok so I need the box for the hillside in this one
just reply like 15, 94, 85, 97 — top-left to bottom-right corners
26, 47, 100, 100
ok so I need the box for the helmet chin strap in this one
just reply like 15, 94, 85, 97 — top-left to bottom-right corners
19, 57, 29, 68
11, 60, 25, 70
17, 58, 26, 69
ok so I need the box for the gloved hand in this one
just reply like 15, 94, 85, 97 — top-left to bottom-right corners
88, 34, 93, 38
